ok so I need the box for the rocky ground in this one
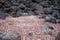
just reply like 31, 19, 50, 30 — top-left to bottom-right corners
0, 0, 60, 40
0, 0, 60, 19
0, 16, 60, 40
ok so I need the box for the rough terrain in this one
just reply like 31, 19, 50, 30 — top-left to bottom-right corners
0, 16, 60, 40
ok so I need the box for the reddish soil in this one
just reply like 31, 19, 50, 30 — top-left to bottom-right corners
0, 16, 60, 40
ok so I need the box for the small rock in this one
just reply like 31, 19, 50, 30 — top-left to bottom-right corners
45, 15, 57, 23
17, 10, 29, 16
0, 32, 21, 40
41, 27, 53, 35
52, 10, 60, 19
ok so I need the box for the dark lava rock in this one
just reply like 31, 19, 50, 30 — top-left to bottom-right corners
27, 11, 34, 16
40, 1, 52, 8
43, 5, 53, 15
57, 13, 60, 19
24, 8, 31, 12
55, 32, 60, 40
0, 32, 21, 40
10, 6, 19, 11
16, 10, 29, 16
45, 15, 57, 23
52, 10, 60, 19
32, 5, 44, 15
19, 3, 26, 10
0, 10, 6, 19
0, 0, 60, 19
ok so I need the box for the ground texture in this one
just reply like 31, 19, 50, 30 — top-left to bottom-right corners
0, 16, 60, 40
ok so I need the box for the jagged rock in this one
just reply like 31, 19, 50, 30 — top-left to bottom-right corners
19, 3, 26, 10
43, 5, 53, 15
